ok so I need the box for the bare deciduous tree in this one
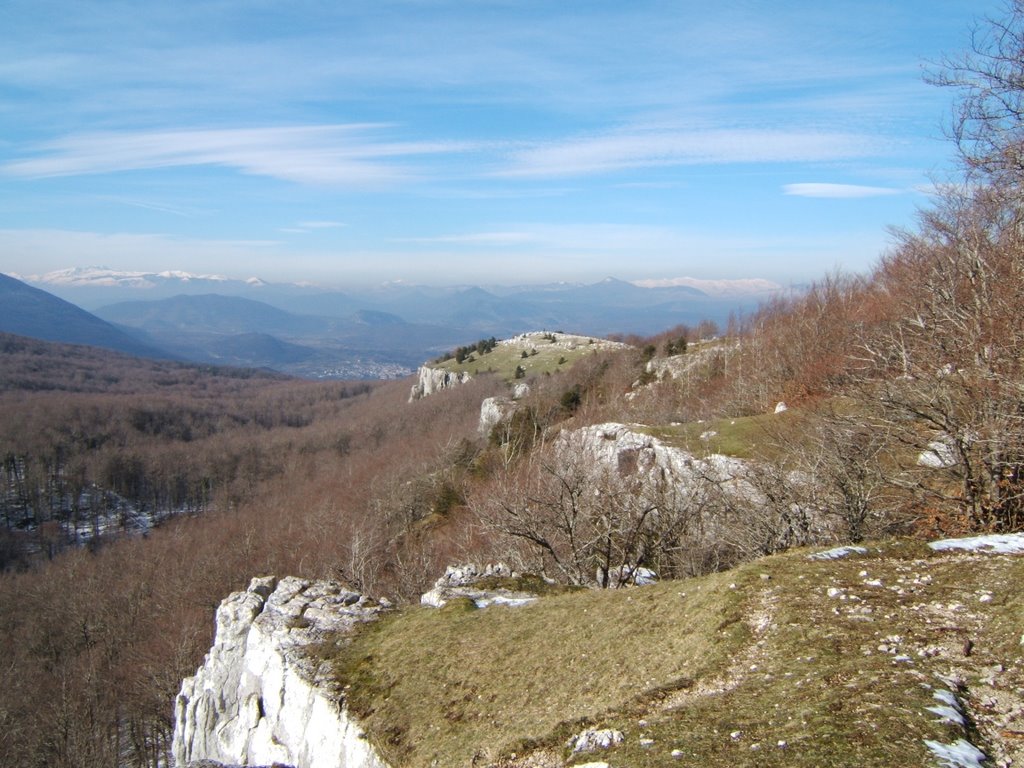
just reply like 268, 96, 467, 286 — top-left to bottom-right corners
858, 186, 1024, 531
929, 0, 1024, 186
472, 439, 702, 587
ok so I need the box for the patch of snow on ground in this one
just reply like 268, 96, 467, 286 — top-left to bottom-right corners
474, 594, 537, 608
923, 738, 987, 768
928, 533, 1024, 554
808, 545, 868, 561
927, 689, 967, 726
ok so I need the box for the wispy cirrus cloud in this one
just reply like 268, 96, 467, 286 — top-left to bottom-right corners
397, 223, 776, 254
497, 128, 882, 178
783, 182, 905, 198
1, 125, 476, 186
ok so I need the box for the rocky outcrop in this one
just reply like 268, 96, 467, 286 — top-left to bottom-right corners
408, 366, 471, 401
420, 563, 538, 608
556, 422, 751, 493
499, 331, 628, 354
478, 382, 530, 437
172, 576, 390, 768
479, 396, 508, 437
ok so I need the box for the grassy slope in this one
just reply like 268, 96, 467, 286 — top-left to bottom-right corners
639, 409, 806, 461
435, 333, 623, 382
330, 542, 1024, 768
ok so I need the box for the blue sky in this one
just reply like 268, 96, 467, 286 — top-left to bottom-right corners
0, 0, 1001, 288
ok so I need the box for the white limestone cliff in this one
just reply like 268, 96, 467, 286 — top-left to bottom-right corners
172, 576, 390, 768
409, 366, 472, 401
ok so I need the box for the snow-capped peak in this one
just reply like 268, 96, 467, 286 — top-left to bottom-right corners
27, 267, 251, 288
631, 276, 785, 296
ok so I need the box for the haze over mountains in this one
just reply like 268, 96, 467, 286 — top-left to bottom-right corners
0, 273, 170, 360
4, 268, 783, 378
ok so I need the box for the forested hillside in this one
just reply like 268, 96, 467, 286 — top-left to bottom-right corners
0, 347, 509, 764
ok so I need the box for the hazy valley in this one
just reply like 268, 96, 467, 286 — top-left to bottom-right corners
5, 269, 777, 378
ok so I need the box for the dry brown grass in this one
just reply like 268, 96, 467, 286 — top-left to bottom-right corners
331, 541, 1024, 768
332, 567, 751, 767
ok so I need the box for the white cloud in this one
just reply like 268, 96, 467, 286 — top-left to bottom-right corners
393, 222, 848, 260
498, 128, 881, 178
1, 125, 476, 186
782, 183, 905, 198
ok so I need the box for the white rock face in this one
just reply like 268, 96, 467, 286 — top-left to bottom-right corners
479, 396, 509, 437
172, 576, 390, 768
556, 422, 752, 495
597, 564, 658, 587
408, 366, 471, 401
553, 422, 821, 560
479, 383, 530, 437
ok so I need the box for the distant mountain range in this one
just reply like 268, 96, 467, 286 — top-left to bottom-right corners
3, 268, 786, 378
19, 268, 782, 329
0, 273, 171, 360
92, 293, 464, 377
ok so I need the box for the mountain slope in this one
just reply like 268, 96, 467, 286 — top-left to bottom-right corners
204, 333, 319, 367
95, 293, 328, 336
0, 273, 171, 358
